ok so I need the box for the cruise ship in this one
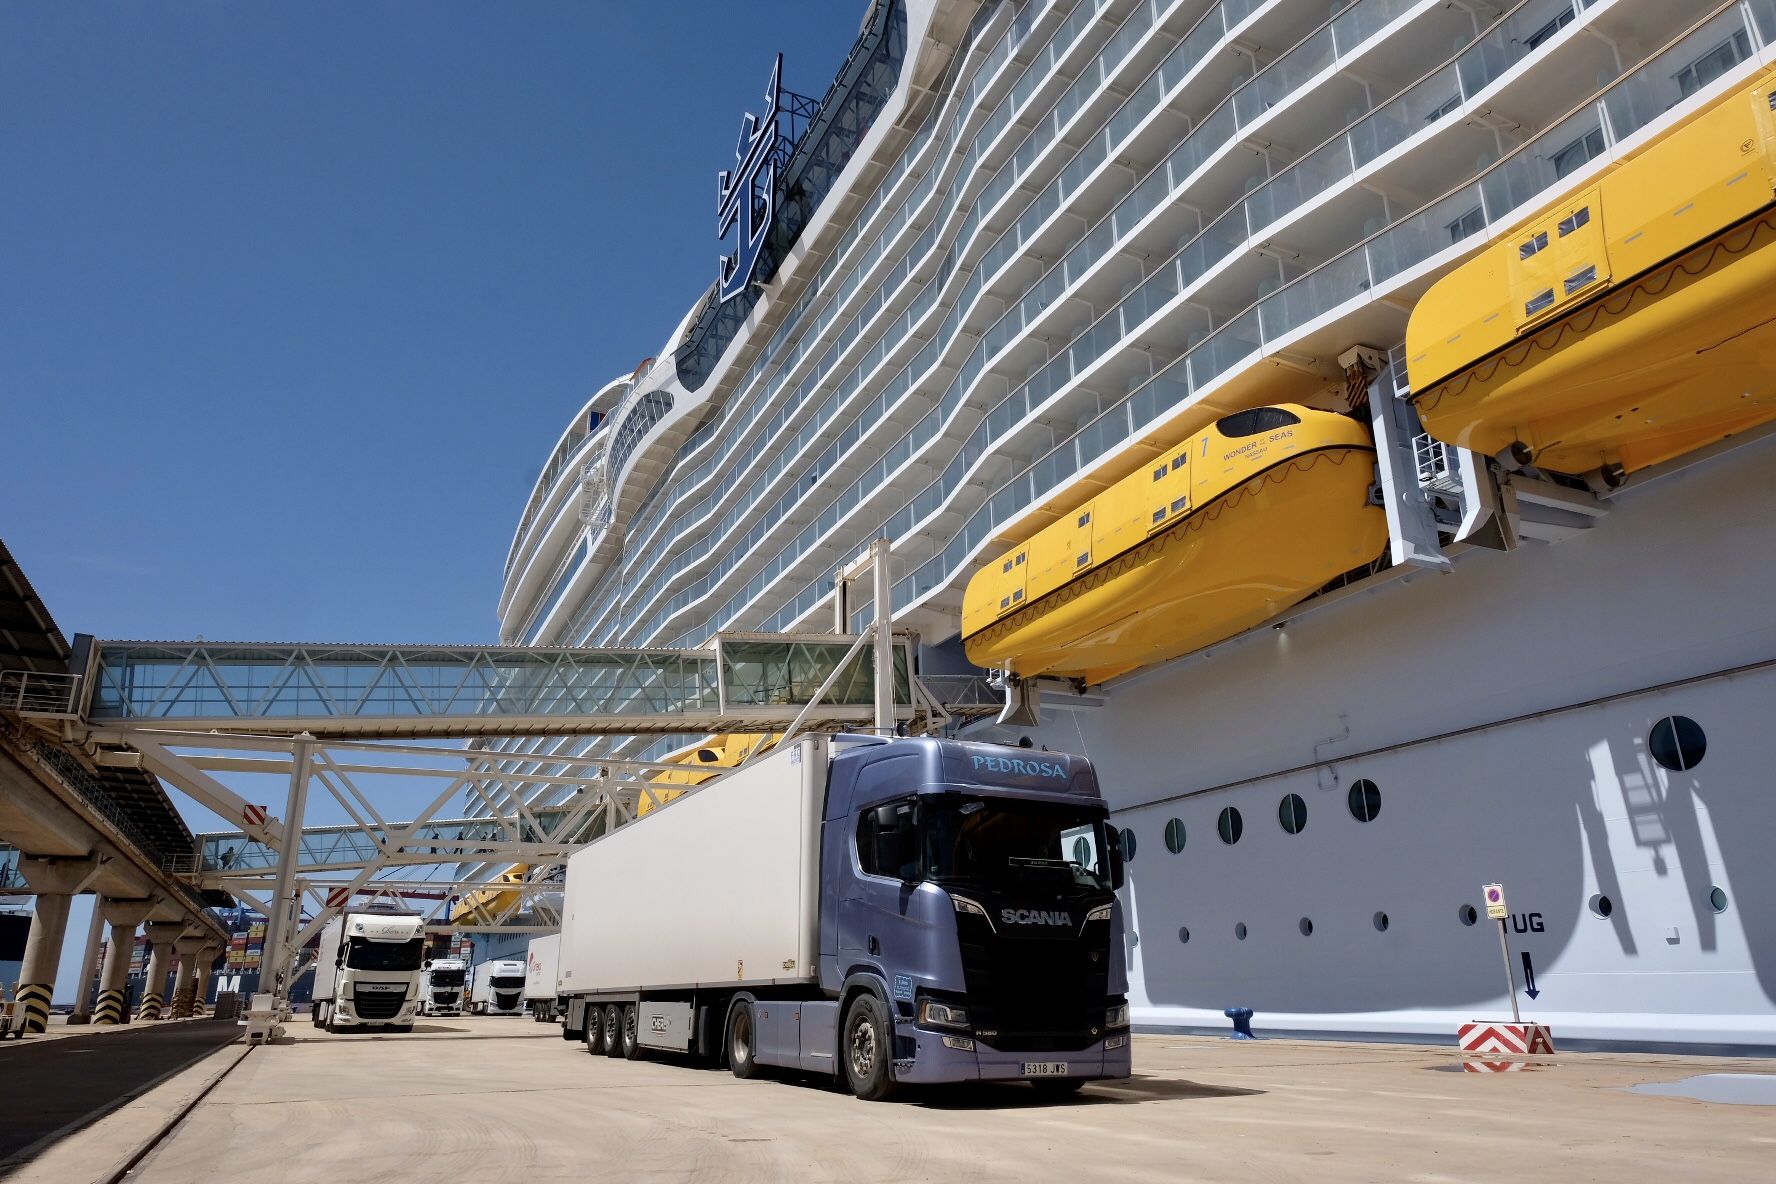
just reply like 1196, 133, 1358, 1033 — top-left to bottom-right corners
491, 0, 1776, 1050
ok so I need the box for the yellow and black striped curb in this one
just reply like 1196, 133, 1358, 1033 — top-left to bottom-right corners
16, 983, 52, 1034
93, 989, 126, 1025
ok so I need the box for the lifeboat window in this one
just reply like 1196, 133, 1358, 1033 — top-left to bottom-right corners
1152, 508, 1167, 523
1564, 264, 1597, 295
1011, 589, 1024, 602
1076, 552, 1090, 568
1015, 552, 1025, 566
1002, 560, 1012, 573
1216, 407, 1301, 437
1518, 231, 1549, 259
999, 596, 1010, 609
1557, 207, 1590, 236
1524, 288, 1555, 316
1077, 512, 1091, 527
1171, 454, 1186, 470
1171, 496, 1188, 513
1152, 465, 1168, 481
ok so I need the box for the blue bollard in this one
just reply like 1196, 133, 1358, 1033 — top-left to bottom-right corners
1224, 1006, 1256, 1039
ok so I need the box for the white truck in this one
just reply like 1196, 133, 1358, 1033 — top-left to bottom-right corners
556, 735, 1131, 1101
420, 957, 468, 1017
310, 908, 425, 1033
524, 934, 562, 1023
470, 959, 527, 1015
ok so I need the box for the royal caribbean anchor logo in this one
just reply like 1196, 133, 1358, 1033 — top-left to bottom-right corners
716, 54, 784, 304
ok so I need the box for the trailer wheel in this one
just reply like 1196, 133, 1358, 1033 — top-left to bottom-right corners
584, 1012, 604, 1055
841, 994, 899, 1102
620, 1004, 643, 1060
602, 1004, 624, 1058
728, 1000, 760, 1079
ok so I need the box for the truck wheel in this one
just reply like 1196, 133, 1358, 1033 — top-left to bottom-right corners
620, 1004, 642, 1060
585, 1014, 605, 1055
842, 994, 899, 1102
602, 1004, 624, 1058
728, 1001, 760, 1079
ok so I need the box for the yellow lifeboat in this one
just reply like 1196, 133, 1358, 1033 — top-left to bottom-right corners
639, 732, 777, 816
963, 406, 1385, 685
450, 864, 529, 925
1406, 67, 1776, 478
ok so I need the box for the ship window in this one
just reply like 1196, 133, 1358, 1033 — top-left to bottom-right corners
1709, 886, 1729, 913
1519, 231, 1548, 259
1459, 904, 1479, 927
1524, 289, 1555, 317
1234, 922, 1248, 940
1557, 207, 1591, 236
1152, 508, 1167, 523
1278, 793, 1307, 835
1164, 818, 1186, 853
1425, 93, 1460, 124
1217, 807, 1243, 845
1347, 779, 1381, 822
1446, 205, 1485, 244
1298, 917, 1314, 937
1217, 407, 1301, 437
1178, 926, 1190, 944
1171, 497, 1188, 513
1373, 911, 1390, 932
1153, 465, 1168, 481
1564, 264, 1597, 295
1676, 31, 1752, 98
1649, 715, 1706, 770
1077, 512, 1091, 527
1551, 127, 1605, 180
1588, 893, 1613, 919
1076, 552, 1090, 567
1525, 7, 1574, 50
1120, 827, 1137, 861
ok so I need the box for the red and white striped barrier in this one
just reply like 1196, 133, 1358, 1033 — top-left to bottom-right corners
1463, 1059, 1531, 1073
1458, 1022, 1556, 1055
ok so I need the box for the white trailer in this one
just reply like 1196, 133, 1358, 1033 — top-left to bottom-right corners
310, 909, 425, 1033
524, 934, 562, 1023
470, 959, 526, 1015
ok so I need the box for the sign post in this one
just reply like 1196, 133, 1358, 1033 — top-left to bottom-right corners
1484, 883, 1521, 1024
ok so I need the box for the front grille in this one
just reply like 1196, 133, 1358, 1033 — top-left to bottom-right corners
353, 990, 405, 1020
956, 914, 1109, 1052
494, 992, 520, 1011
431, 992, 457, 1006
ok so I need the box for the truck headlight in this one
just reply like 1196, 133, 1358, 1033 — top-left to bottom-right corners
919, 999, 970, 1030
1105, 1002, 1129, 1029
1084, 904, 1113, 923
951, 894, 988, 918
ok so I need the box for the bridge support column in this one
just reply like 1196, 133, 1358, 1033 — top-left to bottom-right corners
16, 856, 102, 1033
93, 899, 156, 1025
190, 944, 222, 1017
138, 921, 182, 1020
168, 934, 204, 1018
66, 901, 107, 1025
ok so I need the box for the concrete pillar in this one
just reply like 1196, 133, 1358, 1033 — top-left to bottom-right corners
67, 901, 107, 1025
190, 944, 222, 1017
139, 921, 182, 1020
168, 934, 204, 1018
92, 899, 156, 1025
16, 856, 102, 1034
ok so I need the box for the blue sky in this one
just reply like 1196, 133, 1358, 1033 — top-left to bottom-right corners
0, 1, 870, 995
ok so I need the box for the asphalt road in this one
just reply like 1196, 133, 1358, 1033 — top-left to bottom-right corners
0, 1019, 240, 1165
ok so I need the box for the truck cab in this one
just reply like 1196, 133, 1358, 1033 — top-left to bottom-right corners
421, 958, 467, 1017
471, 959, 527, 1015
311, 909, 425, 1033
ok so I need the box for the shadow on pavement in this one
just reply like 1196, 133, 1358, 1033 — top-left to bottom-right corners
913, 1073, 1264, 1109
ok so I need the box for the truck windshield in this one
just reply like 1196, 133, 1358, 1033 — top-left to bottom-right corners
922, 795, 1112, 892
344, 937, 423, 972
429, 969, 465, 987
491, 976, 524, 989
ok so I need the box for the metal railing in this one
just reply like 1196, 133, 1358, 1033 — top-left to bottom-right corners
0, 670, 82, 717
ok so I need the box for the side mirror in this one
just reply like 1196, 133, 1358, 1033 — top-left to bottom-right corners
1107, 829, 1126, 891
872, 827, 912, 877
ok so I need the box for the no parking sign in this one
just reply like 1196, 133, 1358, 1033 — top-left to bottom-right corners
1483, 883, 1508, 920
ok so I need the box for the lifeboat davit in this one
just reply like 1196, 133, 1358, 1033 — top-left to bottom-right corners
962, 406, 1385, 686
1406, 68, 1776, 478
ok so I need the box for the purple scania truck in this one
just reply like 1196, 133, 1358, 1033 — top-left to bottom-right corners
557, 733, 1131, 1100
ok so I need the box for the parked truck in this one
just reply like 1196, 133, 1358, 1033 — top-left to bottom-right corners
470, 959, 527, 1015
420, 957, 468, 1017
524, 934, 562, 1023
310, 908, 425, 1033
557, 734, 1130, 1100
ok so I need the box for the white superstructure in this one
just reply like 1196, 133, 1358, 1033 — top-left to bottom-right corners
495, 0, 1776, 1048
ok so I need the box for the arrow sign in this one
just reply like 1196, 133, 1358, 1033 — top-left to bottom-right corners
1521, 950, 1540, 1000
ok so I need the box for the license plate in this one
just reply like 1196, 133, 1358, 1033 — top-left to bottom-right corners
1023, 1061, 1068, 1077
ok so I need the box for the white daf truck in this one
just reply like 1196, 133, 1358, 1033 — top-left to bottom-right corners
420, 956, 468, 1017
524, 934, 561, 1023
469, 958, 527, 1015
310, 908, 425, 1033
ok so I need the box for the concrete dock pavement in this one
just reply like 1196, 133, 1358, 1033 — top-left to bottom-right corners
22, 1019, 1766, 1183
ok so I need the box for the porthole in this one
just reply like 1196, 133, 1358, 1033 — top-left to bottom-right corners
1373, 911, 1390, 932
1459, 904, 1479, 927
1348, 779, 1381, 823
1298, 917, 1314, 937
1709, 886, 1728, 914
1649, 715, 1706, 771
1178, 926, 1191, 944
1163, 818, 1186, 854
1234, 922, 1248, 941
1217, 807, 1243, 845
1278, 793, 1307, 835
1588, 893, 1613, 919
1120, 828, 1137, 862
